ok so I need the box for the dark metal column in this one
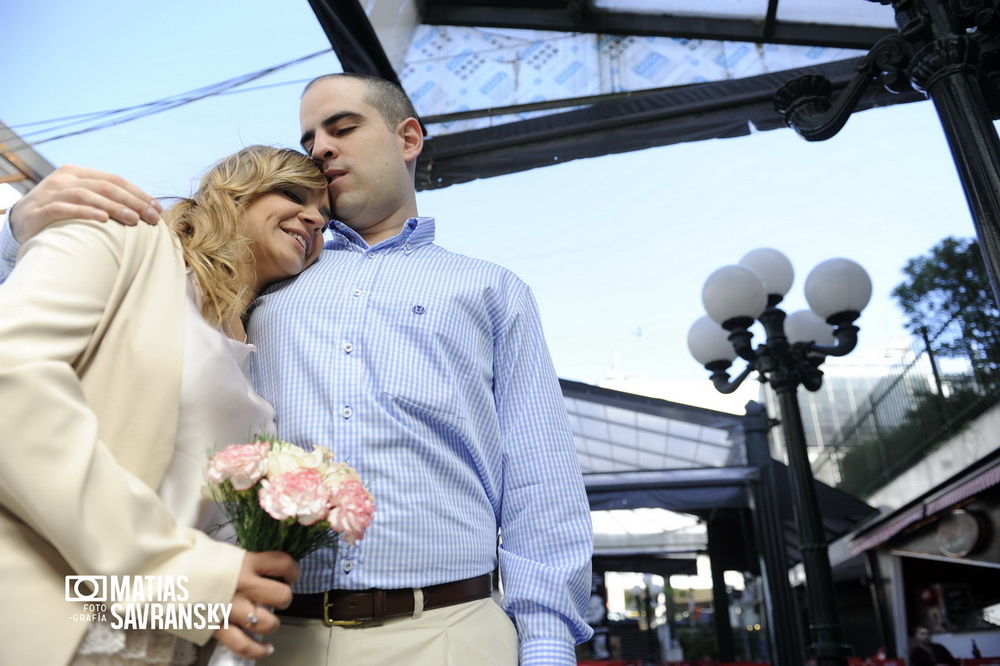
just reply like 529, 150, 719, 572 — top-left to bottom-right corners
864, 550, 898, 658
772, 382, 852, 666
910, 31, 1000, 303
744, 401, 806, 666
706, 519, 736, 661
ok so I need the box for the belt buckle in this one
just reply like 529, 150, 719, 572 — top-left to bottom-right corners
323, 590, 365, 627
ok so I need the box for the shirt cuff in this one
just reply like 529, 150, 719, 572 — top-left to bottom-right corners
0, 206, 22, 277
520, 638, 578, 666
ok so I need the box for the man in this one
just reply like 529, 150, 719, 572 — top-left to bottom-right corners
909, 625, 959, 666
2, 73, 594, 665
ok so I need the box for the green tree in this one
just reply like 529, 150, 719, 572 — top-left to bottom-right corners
891, 236, 1000, 379
832, 238, 1000, 499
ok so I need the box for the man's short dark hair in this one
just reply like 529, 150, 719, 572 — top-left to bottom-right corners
303, 73, 417, 129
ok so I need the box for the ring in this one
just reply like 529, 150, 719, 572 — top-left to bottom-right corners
244, 612, 260, 629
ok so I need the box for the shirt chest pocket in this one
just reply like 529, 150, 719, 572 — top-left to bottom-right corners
379, 299, 466, 419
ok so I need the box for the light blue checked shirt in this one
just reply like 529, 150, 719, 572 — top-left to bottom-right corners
248, 217, 593, 663
0, 212, 594, 663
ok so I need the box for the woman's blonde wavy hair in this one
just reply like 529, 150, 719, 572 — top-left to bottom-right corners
163, 145, 327, 328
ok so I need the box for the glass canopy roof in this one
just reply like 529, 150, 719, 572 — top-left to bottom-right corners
403, 23, 869, 136
563, 381, 743, 475
325, 1, 917, 189
558, 380, 875, 571
561, 380, 745, 566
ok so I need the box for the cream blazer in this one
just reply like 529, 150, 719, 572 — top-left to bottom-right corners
0, 219, 245, 666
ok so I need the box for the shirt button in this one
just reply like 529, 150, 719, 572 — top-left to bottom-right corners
341, 560, 354, 573
352, 288, 362, 297
343, 342, 354, 354
366, 253, 375, 260
342, 407, 353, 419
404, 242, 412, 251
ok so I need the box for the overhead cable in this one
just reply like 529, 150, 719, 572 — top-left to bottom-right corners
7, 48, 333, 149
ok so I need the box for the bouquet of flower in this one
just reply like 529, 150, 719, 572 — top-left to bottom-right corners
203, 436, 374, 665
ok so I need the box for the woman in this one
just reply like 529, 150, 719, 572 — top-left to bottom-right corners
0, 145, 330, 665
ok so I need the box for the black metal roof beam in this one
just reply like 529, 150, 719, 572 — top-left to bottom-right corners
763, 0, 780, 42
420, 3, 892, 50
415, 57, 925, 191
308, 0, 401, 84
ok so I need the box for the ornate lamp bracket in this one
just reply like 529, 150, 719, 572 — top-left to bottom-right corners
949, 0, 1000, 37
773, 35, 912, 141
909, 35, 982, 92
706, 360, 755, 395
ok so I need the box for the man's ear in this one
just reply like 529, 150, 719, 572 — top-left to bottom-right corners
398, 117, 424, 164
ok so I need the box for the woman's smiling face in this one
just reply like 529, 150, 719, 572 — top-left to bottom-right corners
243, 186, 330, 292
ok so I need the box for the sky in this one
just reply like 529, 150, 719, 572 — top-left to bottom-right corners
1, 1, 982, 415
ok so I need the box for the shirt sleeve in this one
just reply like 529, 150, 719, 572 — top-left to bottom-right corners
493, 284, 594, 665
0, 207, 22, 283
0, 219, 244, 645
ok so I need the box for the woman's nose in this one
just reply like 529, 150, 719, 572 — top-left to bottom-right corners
300, 209, 327, 228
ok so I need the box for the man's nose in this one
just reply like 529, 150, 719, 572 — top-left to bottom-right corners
310, 135, 338, 161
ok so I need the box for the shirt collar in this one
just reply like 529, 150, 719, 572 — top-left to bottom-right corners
326, 217, 435, 251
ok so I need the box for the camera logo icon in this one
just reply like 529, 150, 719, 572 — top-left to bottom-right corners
65, 575, 108, 602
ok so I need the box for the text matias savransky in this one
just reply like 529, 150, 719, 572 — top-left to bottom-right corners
66, 575, 232, 631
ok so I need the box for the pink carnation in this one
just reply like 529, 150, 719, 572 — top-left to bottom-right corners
206, 442, 271, 491
327, 479, 375, 545
258, 468, 332, 526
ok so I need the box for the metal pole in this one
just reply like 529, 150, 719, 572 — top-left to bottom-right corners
643, 587, 656, 662
908, 29, 1000, 307
707, 519, 736, 661
863, 550, 897, 658
773, 382, 852, 666
744, 400, 806, 666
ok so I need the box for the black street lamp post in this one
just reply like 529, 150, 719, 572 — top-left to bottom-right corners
688, 248, 873, 666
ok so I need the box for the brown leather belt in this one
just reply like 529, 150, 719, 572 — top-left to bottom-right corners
280, 573, 493, 626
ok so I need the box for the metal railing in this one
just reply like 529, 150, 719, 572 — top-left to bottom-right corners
810, 316, 1000, 499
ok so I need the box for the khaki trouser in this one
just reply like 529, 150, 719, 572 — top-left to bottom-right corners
259, 596, 518, 666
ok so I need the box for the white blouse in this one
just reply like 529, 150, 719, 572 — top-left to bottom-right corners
72, 273, 275, 666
